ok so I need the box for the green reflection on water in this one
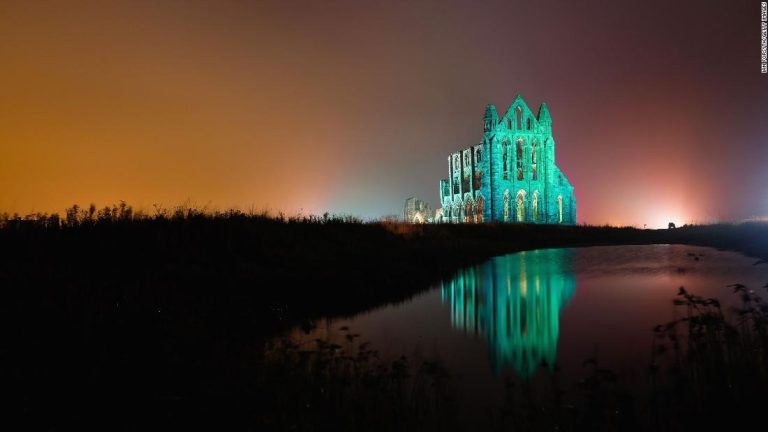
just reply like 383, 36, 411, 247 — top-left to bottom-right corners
441, 249, 576, 377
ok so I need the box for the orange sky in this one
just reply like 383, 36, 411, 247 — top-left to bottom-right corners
1, 1, 766, 227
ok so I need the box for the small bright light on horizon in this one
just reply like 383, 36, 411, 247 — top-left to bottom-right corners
646, 212, 688, 229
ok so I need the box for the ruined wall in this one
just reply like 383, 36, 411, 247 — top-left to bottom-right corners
403, 197, 433, 223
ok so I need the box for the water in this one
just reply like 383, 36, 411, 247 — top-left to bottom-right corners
288, 244, 768, 416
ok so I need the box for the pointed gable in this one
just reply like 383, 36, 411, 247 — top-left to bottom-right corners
502, 95, 538, 131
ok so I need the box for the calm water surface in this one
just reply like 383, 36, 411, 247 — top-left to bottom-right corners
288, 245, 768, 414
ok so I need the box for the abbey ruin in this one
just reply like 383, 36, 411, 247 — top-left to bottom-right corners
439, 95, 576, 224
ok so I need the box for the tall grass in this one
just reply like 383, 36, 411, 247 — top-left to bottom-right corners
645, 284, 768, 431
259, 330, 456, 431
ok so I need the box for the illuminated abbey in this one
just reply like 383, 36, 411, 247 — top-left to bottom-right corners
439, 95, 576, 224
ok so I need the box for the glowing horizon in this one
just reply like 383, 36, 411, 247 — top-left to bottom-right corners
1, 1, 766, 226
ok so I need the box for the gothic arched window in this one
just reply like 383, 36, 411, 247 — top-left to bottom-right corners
503, 190, 510, 222
531, 141, 538, 181
476, 196, 484, 223
516, 139, 524, 180
502, 140, 509, 179
516, 190, 526, 222
464, 199, 473, 223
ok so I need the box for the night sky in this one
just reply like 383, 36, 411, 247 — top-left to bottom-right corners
1, 0, 766, 227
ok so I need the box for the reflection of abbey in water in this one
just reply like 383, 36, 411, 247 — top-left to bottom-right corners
441, 249, 576, 377
439, 95, 576, 224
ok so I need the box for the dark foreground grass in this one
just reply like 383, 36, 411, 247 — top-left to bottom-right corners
1, 205, 768, 430
260, 332, 457, 431
238, 285, 768, 432
490, 284, 768, 432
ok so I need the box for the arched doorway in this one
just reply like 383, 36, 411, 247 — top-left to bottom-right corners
516, 190, 526, 222
476, 196, 484, 223
464, 199, 474, 223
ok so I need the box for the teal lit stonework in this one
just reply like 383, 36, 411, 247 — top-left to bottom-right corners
439, 95, 576, 224
441, 249, 576, 377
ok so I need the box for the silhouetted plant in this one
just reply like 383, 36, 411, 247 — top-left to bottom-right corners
260, 330, 457, 431
648, 284, 768, 430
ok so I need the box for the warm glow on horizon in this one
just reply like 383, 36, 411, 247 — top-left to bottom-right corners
0, 1, 766, 224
